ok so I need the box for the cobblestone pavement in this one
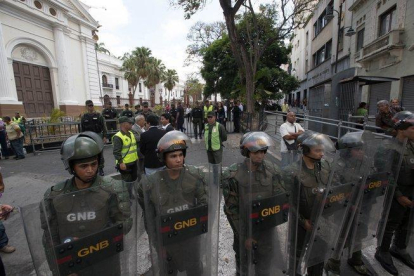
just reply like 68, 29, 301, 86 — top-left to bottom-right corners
0, 131, 411, 275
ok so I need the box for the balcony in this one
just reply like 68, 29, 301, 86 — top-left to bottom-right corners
356, 29, 405, 68
102, 83, 114, 89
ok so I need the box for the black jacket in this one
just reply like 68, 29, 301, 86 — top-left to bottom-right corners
140, 127, 166, 168
164, 124, 174, 133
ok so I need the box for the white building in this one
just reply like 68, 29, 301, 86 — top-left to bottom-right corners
0, 0, 103, 117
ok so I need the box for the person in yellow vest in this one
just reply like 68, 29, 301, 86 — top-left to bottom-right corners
203, 100, 214, 124
112, 116, 138, 183
204, 111, 227, 164
11, 112, 26, 124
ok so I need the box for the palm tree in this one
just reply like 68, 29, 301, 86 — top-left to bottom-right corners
164, 69, 179, 102
95, 42, 110, 55
120, 47, 152, 98
144, 58, 166, 97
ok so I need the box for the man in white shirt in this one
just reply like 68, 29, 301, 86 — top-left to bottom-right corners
279, 112, 304, 167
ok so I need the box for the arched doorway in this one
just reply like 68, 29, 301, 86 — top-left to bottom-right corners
8, 42, 56, 117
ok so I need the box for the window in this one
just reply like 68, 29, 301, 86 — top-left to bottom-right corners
102, 75, 108, 85
379, 6, 396, 36
34, 1, 42, 9
313, 40, 332, 67
49, 8, 57, 16
338, 28, 344, 52
306, 32, 309, 46
139, 83, 142, 92
313, 1, 334, 38
305, 59, 309, 72
115, 78, 119, 89
356, 28, 365, 51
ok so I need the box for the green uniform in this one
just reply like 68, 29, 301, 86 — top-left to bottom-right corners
222, 159, 286, 275
137, 165, 208, 275
40, 175, 131, 276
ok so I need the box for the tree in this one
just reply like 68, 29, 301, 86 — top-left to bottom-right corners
120, 47, 152, 98
185, 21, 227, 65
171, 0, 314, 112
185, 77, 204, 102
144, 57, 166, 95
164, 69, 180, 101
95, 42, 110, 55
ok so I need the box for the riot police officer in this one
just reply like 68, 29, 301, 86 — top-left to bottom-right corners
222, 132, 286, 275
376, 111, 414, 275
324, 131, 374, 276
191, 101, 203, 139
40, 132, 132, 275
293, 133, 335, 276
81, 100, 107, 176
120, 103, 134, 118
138, 131, 210, 275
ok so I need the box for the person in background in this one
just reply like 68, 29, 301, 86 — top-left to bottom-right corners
176, 101, 186, 132
390, 99, 404, 114
102, 101, 118, 140
355, 102, 368, 129
3, 116, 24, 160
11, 112, 25, 125
232, 100, 241, 133
281, 100, 289, 122
0, 119, 9, 160
120, 103, 134, 118
169, 103, 177, 129
185, 104, 192, 123
279, 112, 304, 167
0, 171, 16, 257
132, 115, 146, 181
160, 113, 174, 132
217, 102, 227, 129
191, 101, 203, 139
204, 111, 227, 165
375, 100, 396, 136
140, 115, 166, 175
134, 104, 142, 115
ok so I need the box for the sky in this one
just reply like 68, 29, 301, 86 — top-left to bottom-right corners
81, 0, 226, 83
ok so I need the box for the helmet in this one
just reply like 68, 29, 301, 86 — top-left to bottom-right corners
297, 130, 316, 145
393, 111, 414, 130
157, 131, 191, 162
240, 132, 274, 157
336, 131, 374, 150
61, 132, 104, 174
301, 133, 335, 155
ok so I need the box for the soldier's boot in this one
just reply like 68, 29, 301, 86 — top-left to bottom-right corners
375, 248, 398, 276
347, 250, 373, 276
390, 245, 414, 269
324, 258, 340, 276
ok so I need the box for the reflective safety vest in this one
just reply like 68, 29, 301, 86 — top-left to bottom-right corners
12, 117, 23, 124
203, 105, 214, 118
113, 131, 138, 164
204, 122, 221, 151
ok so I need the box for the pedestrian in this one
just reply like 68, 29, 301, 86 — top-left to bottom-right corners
102, 101, 118, 140
3, 116, 24, 160
139, 114, 166, 175
11, 112, 26, 125
354, 102, 368, 129
132, 115, 146, 181
185, 104, 192, 123
375, 100, 396, 136
0, 171, 16, 259
112, 116, 139, 183
281, 100, 289, 122
191, 101, 203, 139
232, 100, 241, 133
375, 111, 414, 276
390, 98, 404, 114
176, 101, 186, 132
120, 103, 134, 118
137, 131, 210, 275
0, 120, 9, 160
222, 132, 285, 275
279, 111, 304, 167
160, 113, 174, 132
217, 102, 227, 129
165, 103, 170, 113
80, 100, 107, 176
40, 132, 132, 275
169, 103, 177, 129
204, 111, 227, 164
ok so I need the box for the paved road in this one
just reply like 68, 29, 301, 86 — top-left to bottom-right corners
0, 131, 411, 275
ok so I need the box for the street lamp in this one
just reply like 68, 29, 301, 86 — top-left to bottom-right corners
325, 3, 355, 73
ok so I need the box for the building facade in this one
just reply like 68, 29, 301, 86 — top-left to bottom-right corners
288, 0, 413, 126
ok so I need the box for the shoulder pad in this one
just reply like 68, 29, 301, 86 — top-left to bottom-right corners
222, 163, 239, 180
263, 160, 281, 174
46, 180, 67, 197
185, 165, 205, 180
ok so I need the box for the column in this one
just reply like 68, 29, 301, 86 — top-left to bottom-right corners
53, 25, 76, 105
0, 21, 19, 104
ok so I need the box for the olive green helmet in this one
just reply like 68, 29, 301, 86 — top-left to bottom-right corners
240, 132, 274, 157
393, 111, 414, 130
297, 130, 316, 145
336, 131, 374, 150
157, 131, 190, 162
301, 133, 335, 156
61, 132, 104, 174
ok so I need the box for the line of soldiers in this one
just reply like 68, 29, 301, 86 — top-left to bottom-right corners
20, 110, 414, 276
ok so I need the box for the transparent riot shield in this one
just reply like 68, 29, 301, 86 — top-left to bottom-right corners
348, 136, 407, 255
140, 164, 220, 276
294, 133, 337, 274
230, 141, 299, 276
21, 180, 139, 276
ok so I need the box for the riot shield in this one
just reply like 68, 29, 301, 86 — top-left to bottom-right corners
140, 163, 220, 276
21, 180, 140, 276
230, 135, 299, 276
348, 136, 407, 255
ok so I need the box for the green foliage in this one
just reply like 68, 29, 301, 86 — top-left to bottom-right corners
152, 105, 164, 116
164, 69, 179, 101
186, 78, 204, 99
